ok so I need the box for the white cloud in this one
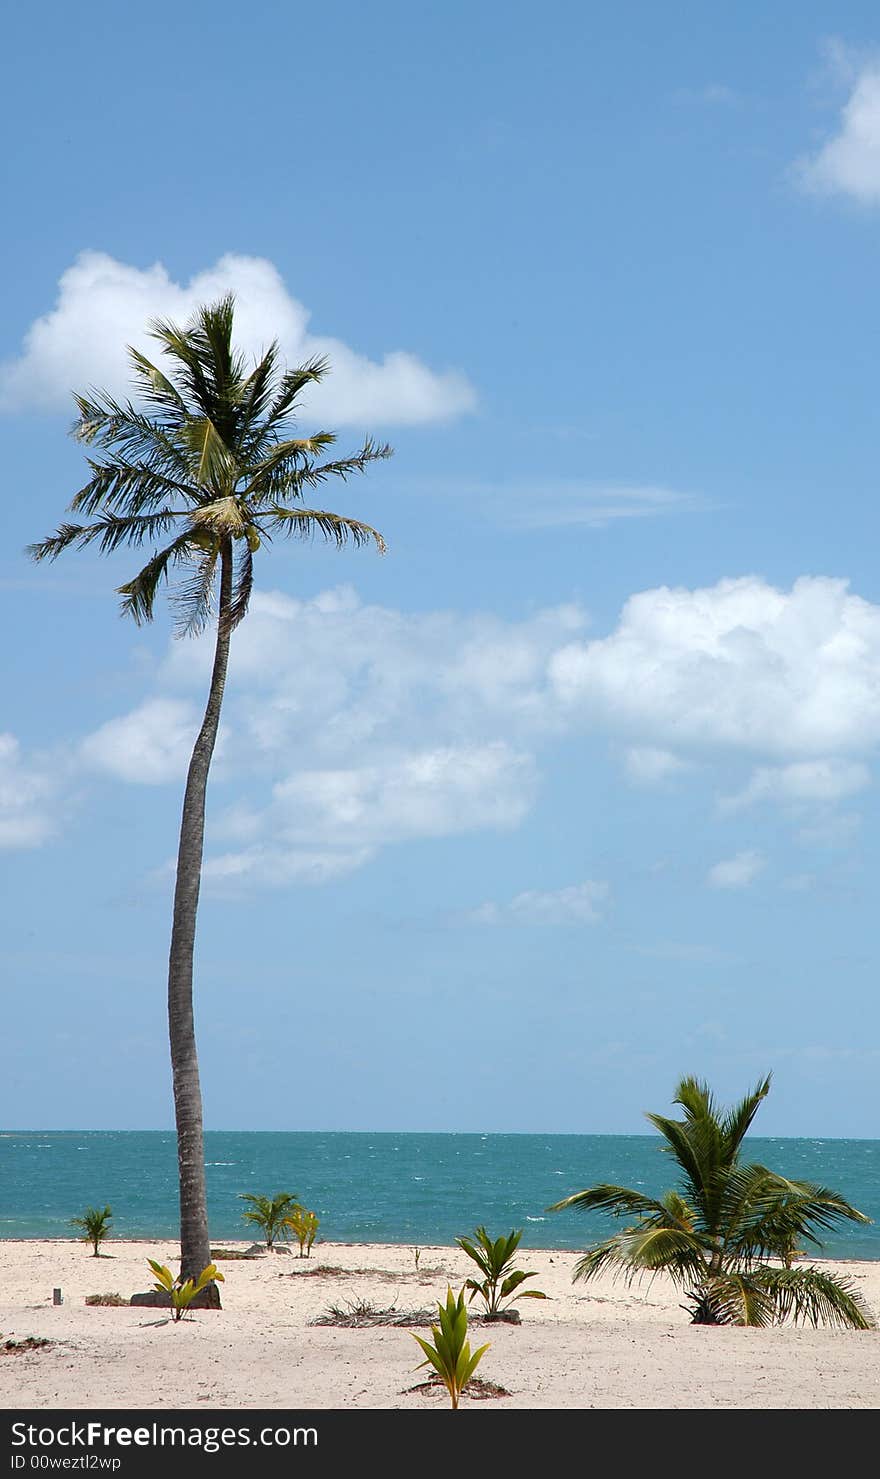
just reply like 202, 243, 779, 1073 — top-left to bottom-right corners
0, 252, 476, 424
0, 734, 59, 848
46, 573, 880, 877
720, 758, 870, 811
468, 880, 609, 926
797, 60, 880, 203
623, 747, 689, 785
549, 575, 880, 757
201, 846, 372, 888
707, 850, 766, 890
80, 699, 201, 784
162, 586, 586, 761
209, 742, 536, 887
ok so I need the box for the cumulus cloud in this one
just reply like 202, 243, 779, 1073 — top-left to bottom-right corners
206, 743, 537, 886
796, 57, 880, 203
707, 850, 766, 890
0, 252, 476, 424
467, 880, 609, 926
40, 573, 880, 877
549, 575, 880, 757
80, 699, 201, 784
0, 734, 60, 848
720, 758, 870, 811
161, 586, 586, 761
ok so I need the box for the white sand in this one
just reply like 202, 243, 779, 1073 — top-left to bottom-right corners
1, 1239, 878, 1409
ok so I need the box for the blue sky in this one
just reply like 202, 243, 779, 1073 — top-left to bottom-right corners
3, 2, 880, 1135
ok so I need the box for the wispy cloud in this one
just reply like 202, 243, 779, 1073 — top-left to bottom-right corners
707, 850, 766, 890
719, 759, 870, 812
466, 880, 609, 926
671, 83, 741, 107
416, 478, 709, 529
0, 734, 67, 848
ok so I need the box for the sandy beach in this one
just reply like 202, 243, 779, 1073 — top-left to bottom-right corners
0, 1238, 878, 1410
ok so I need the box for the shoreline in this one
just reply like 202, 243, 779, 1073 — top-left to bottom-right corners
1, 1238, 879, 1409
1, 1234, 878, 1268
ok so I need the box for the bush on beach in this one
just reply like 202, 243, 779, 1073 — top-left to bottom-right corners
69, 1205, 113, 1256
550, 1073, 875, 1329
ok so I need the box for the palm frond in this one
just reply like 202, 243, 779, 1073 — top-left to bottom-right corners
686, 1271, 776, 1327
573, 1226, 706, 1286
27, 511, 181, 560
266, 505, 386, 552
72, 395, 192, 476
549, 1183, 675, 1220
236, 344, 282, 436
256, 356, 330, 437
170, 546, 219, 638
70, 460, 197, 517
644, 1112, 710, 1215
127, 348, 189, 415
720, 1074, 772, 1158
116, 531, 200, 625
180, 417, 239, 491
227, 536, 254, 631
758, 1265, 875, 1330
147, 315, 216, 418
245, 438, 392, 503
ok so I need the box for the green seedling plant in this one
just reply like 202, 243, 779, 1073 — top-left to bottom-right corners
457, 1226, 547, 1318
70, 1205, 113, 1257
287, 1207, 320, 1258
147, 1260, 224, 1321
239, 1192, 300, 1250
411, 1287, 490, 1409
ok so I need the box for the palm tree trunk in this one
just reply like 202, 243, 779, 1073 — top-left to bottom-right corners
168, 541, 233, 1295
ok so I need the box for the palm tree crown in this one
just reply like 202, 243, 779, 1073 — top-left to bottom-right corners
550, 1074, 874, 1328
29, 294, 390, 630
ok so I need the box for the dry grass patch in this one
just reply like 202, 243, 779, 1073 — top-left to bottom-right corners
311, 1298, 438, 1328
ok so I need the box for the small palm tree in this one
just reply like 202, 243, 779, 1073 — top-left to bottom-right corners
70, 1205, 113, 1257
411, 1287, 490, 1410
240, 1192, 301, 1250
456, 1226, 546, 1318
550, 1075, 874, 1329
29, 298, 390, 1293
287, 1206, 320, 1258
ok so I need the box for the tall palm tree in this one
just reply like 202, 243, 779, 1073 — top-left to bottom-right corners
29, 297, 391, 1296
550, 1074, 874, 1328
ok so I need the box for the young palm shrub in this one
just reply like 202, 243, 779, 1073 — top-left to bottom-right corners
287, 1207, 320, 1258
550, 1074, 874, 1329
147, 1260, 224, 1322
70, 1206, 113, 1257
456, 1227, 546, 1319
411, 1288, 490, 1409
240, 1192, 300, 1250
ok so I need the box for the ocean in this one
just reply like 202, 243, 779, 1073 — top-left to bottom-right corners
2, 1130, 878, 1259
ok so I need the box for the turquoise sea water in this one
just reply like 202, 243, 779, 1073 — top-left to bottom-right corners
1, 1131, 879, 1259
